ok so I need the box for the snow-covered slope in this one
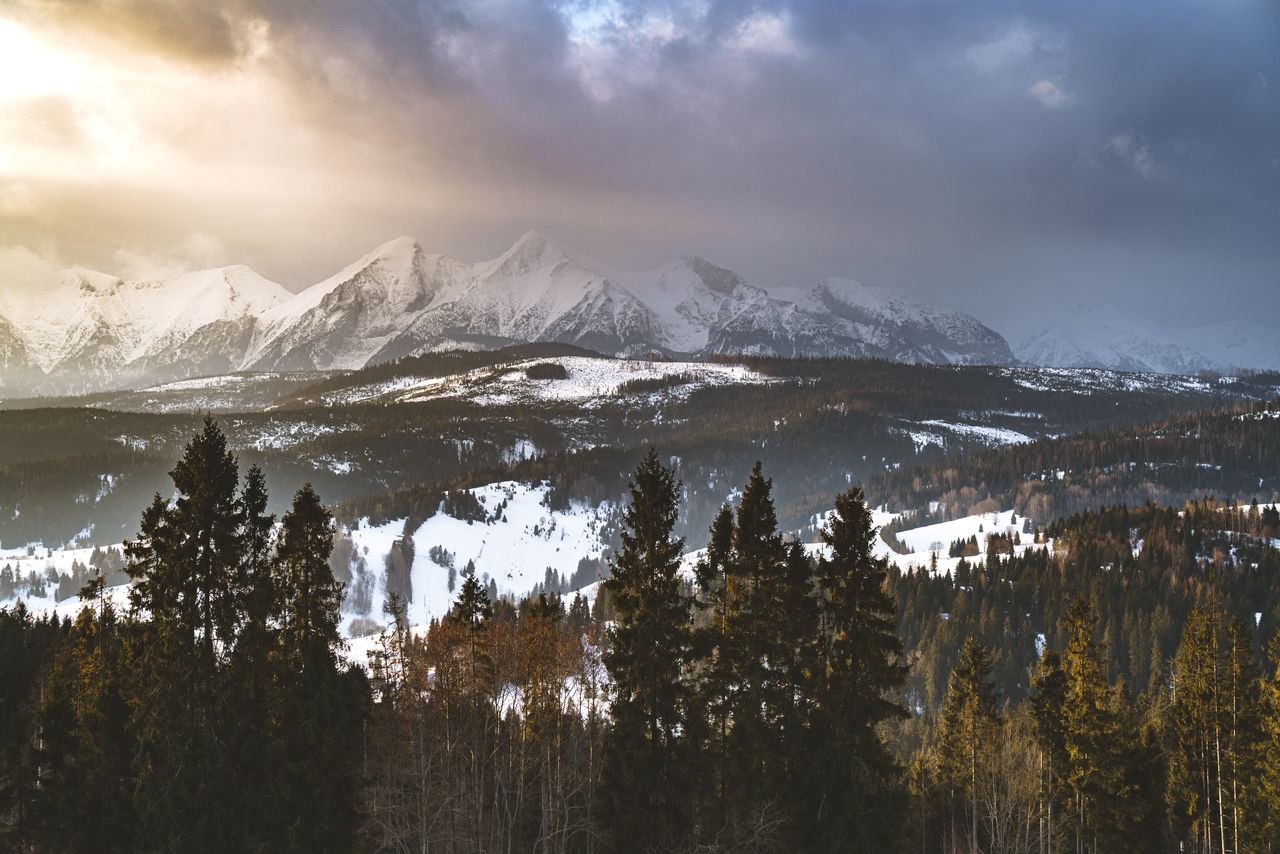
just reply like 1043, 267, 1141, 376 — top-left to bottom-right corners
1016, 309, 1280, 375
247, 236, 470, 371
346, 480, 616, 632
772, 278, 1015, 364
316, 354, 772, 408
6, 493, 1048, 659
375, 230, 661, 360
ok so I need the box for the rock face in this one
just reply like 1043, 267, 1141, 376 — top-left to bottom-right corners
0, 231, 1018, 396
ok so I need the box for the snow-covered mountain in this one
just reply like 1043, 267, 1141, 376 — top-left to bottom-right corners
372, 230, 661, 361
0, 230, 1016, 396
246, 236, 470, 371
1016, 309, 1280, 375
372, 234, 1014, 364
0, 265, 290, 395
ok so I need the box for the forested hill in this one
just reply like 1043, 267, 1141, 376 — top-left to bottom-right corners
891, 498, 1280, 714
868, 399, 1280, 523
5, 355, 1273, 552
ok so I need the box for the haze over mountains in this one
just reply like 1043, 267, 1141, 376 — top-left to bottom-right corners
0, 231, 1274, 397
1015, 306, 1280, 377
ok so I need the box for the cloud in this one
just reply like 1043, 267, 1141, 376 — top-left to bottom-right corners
0, 181, 37, 217
965, 24, 1037, 75
0, 244, 62, 311
726, 12, 799, 57
1107, 129, 1158, 179
10, 0, 262, 66
113, 233, 229, 279
0, 0, 1276, 329
1029, 78, 1071, 109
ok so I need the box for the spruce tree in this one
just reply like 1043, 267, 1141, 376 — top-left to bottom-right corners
272, 483, 366, 852
599, 450, 692, 851
32, 586, 136, 851
449, 572, 496, 696
451, 572, 494, 629
124, 419, 245, 851
227, 464, 279, 845
691, 501, 735, 838
809, 485, 907, 850
723, 461, 790, 835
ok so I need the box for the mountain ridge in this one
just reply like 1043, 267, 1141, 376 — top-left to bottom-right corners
0, 230, 1048, 396
1015, 308, 1280, 377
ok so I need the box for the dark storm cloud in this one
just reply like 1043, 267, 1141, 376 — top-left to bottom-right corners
5, 0, 1278, 329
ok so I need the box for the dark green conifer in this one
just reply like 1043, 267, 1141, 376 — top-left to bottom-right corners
808, 485, 907, 850
599, 450, 692, 852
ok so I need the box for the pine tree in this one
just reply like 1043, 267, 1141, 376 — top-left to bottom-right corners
272, 483, 367, 852
227, 464, 279, 845
808, 485, 907, 850
1261, 630, 1280, 843
936, 635, 999, 854
1061, 598, 1142, 853
722, 462, 791, 841
599, 450, 692, 851
1030, 649, 1068, 854
124, 419, 245, 851
1167, 604, 1221, 851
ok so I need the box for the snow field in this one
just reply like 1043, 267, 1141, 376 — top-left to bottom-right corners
328, 355, 773, 408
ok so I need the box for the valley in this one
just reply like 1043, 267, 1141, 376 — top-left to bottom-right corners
3, 347, 1277, 649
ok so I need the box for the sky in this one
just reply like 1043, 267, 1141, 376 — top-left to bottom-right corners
0, 0, 1277, 335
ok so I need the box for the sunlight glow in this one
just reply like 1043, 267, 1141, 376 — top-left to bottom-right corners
0, 19, 88, 101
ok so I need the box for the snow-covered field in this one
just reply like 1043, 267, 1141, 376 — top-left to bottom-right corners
898, 420, 1033, 451
0, 541, 129, 617
320, 356, 774, 408
345, 481, 615, 633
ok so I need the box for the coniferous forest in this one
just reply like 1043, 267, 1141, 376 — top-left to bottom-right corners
3, 422, 1280, 852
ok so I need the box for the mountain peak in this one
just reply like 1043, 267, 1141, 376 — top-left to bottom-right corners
514, 227, 549, 246
679, 255, 743, 295
508, 228, 556, 255
366, 235, 423, 264
489, 228, 572, 274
